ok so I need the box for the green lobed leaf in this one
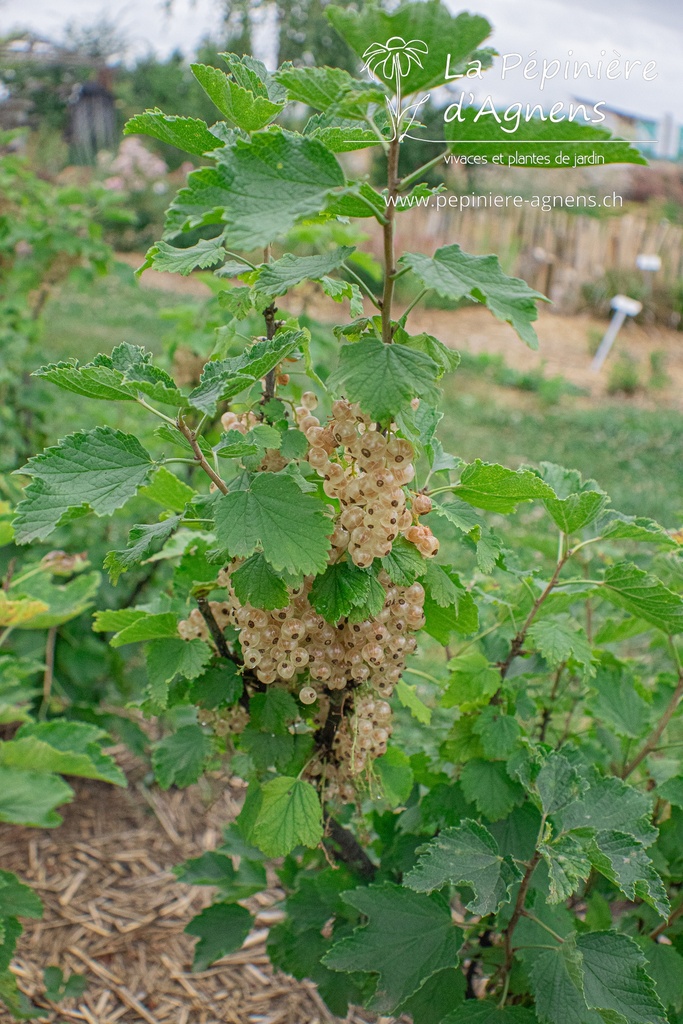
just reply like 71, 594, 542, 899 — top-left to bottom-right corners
395, 679, 432, 725
472, 709, 521, 759
579, 931, 667, 1024
528, 935, 593, 1024
39, 345, 188, 408
188, 331, 304, 415
279, 429, 308, 461
249, 688, 298, 734
107, 343, 187, 406
558, 774, 656, 847
459, 760, 524, 822
145, 638, 212, 709
251, 776, 323, 857
540, 834, 591, 903
304, 114, 384, 152
0, 766, 73, 828
588, 656, 651, 739
0, 721, 126, 786
109, 611, 179, 648
152, 725, 213, 789
124, 109, 222, 155
644, 941, 683, 1014
600, 562, 683, 634
0, 871, 43, 919
14, 427, 154, 544
328, 337, 440, 423
174, 852, 266, 902
34, 360, 139, 403
422, 561, 459, 608
184, 902, 253, 972
537, 463, 608, 534
256, 246, 355, 298
375, 747, 414, 807
423, 588, 479, 644
219, 285, 255, 320
588, 830, 669, 918
92, 608, 146, 635
191, 62, 284, 131
12, 571, 101, 630
105, 516, 181, 585
140, 467, 197, 512
454, 460, 555, 513
214, 472, 332, 576
536, 752, 586, 814
527, 616, 594, 674
657, 775, 683, 809
346, 572, 386, 623
231, 553, 290, 611
275, 65, 385, 116
168, 130, 345, 250
399, 968, 467, 1024
323, 883, 463, 1013
598, 512, 679, 549
442, 652, 500, 712
144, 237, 228, 276
446, 109, 647, 168
188, 659, 243, 710
308, 560, 374, 623
327, 4, 491, 94
404, 819, 520, 915
381, 535, 427, 586
401, 246, 547, 349
220, 52, 286, 101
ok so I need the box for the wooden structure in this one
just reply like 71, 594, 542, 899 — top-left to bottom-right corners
0, 35, 116, 162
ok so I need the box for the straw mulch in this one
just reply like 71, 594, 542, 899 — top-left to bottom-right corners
0, 749, 385, 1024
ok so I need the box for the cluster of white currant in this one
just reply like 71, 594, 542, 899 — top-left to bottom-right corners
177, 386, 441, 788
215, 570, 425, 700
305, 695, 394, 799
295, 394, 439, 563
197, 704, 249, 736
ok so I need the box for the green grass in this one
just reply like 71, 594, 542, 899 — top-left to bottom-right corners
47, 263, 187, 363
440, 372, 683, 525
36, 265, 202, 440
40, 271, 683, 527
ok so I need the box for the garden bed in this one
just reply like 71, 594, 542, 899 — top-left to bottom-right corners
0, 750, 378, 1024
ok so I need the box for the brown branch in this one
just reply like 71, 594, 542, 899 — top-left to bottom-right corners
538, 663, 566, 742
196, 596, 232, 659
1, 557, 16, 591
497, 553, 570, 681
324, 813, 377, 880
622, 657, 683, 778
195, 597, 262, 712
380, 136, 400, 345
314, 692, 345, 762
177, 415, 228, 494
649, 899, 683, 940
262, 301, 278, 401
40, 626, 58, 720
503, 849, 542, 973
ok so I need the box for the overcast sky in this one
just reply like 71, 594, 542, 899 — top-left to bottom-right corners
1, 0, 681, 122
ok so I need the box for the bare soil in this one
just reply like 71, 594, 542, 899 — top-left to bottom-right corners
117, 252, 683, 412
0, 748, 383, 1024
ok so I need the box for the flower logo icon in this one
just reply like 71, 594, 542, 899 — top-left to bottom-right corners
362, 36, 429, 82
362, 36, 429, 140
